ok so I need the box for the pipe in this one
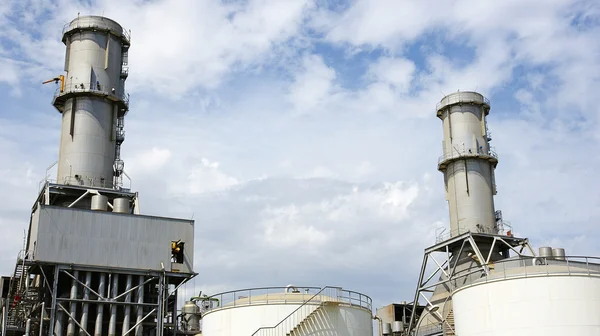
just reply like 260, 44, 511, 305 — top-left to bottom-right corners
25, 318, 32, 335
39, 302, 45, 336
80, 272, 91, 334
122, 275, 132, 335
285, 284, 299, 293
67, 271, 79, 336
109, 274, 119, 336
94, 274, 106, 336
55, 309, 65, 336
135, 276, 144, 336
2, 302, 7, 336
373, 315, 384, 336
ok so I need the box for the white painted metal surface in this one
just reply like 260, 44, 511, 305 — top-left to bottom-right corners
453, 274, 600, 336
437, 91, 498, 237
202, 290, 372, 336
56, 16, 129, 189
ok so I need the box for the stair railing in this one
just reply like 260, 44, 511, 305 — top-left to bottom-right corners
251, 286, 342, 336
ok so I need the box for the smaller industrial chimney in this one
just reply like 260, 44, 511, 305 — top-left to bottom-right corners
436, 91, 499, 237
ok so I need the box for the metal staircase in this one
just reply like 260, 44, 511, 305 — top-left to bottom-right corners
287, 302, 337, 336
5, 252, 38, 334
443, 309, 455, 336
251, 286, 343, 336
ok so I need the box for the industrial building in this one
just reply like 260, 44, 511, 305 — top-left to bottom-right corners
2, 15, 600, 336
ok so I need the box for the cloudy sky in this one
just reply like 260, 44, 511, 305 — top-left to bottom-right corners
1, 0, 599, 310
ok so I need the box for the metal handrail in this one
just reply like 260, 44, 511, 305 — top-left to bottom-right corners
435, 225, 510, 243
202, 286, 371, 336
203, 286, 372, 312
54, 82, 129, 107
250, 286, 337, 336
62, 22, 130, 44
447, 255, 600, 292
438, 147, 498, 165
436, 92, 490, 111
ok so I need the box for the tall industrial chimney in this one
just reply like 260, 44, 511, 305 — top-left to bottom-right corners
436, 91, 499, 237
52, 16, 130, 189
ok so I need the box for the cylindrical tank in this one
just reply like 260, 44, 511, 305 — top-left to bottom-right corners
436, 92, 498, 236
56, 15, 130, 189
201, 291, 372, 336
91, 195, 108, 211
392, 321, 403, 333
181, 301, 201, 333
552, 248, 566, 261
113, 198, 130, 213
453, 271, 600, 336
382, 323, 392, 335
539, 247, 553, 258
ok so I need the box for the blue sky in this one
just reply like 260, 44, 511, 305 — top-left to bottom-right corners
1, 0, 600, 308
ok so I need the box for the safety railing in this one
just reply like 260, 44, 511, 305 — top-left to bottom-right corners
54, 81, 129, 108
62, 21, 130, 44
446, 255, 600, 293
202, 286, 371, 312
437, 147, 498, 165
414, 323, 443, 336
436, 92, 490, 111
234, 286, 372, 336
435, 225, 510, 243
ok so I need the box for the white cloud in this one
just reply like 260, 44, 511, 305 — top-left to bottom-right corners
367, 57, 415, 93
0, 0, 599, 312
288, 54, 338, 114
180, 158, 239, 195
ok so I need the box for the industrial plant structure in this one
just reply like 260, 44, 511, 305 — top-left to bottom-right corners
2, 15, 600, 336
376, 92, 600, 336
0, 16, 196, 336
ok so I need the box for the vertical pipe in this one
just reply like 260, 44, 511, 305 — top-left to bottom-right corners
94, 274, 106, 336
49, 266, 60, 336
80, 272, 92, 335
1, 302, 7, 336
122, 275, 132, 335
25, 318, 32, 335
67, 270, 79, 336
135, 276, 144, 336
157, 275, 164, 336
108, 274, 119, 336
55, 310, 65, 336
39, 302, 45, 336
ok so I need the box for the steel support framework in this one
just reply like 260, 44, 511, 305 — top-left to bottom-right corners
406, 232, 534, 335
3, 260, 195, 336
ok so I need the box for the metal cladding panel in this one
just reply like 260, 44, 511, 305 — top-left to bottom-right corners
453, 275, 600, 336
57, 97, 116, 188
31, 205, 194, 273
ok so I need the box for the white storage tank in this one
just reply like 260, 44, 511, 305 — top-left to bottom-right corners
200, 286, 373, 336
452, 260, 600, 336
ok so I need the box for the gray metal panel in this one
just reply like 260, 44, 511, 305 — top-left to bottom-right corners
32, 206, 194, 273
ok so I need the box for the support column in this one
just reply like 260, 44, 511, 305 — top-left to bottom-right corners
80, 272, 92, 335
67, 270, 79, 336
108, 274, 119, 336
122, 275, 132, 335
49, 266, 60, 336
94, 274, 106, 336
135, 276, 144, 336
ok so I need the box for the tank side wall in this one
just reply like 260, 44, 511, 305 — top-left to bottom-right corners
201, 304, 305, 336
453, 276, 600, 336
